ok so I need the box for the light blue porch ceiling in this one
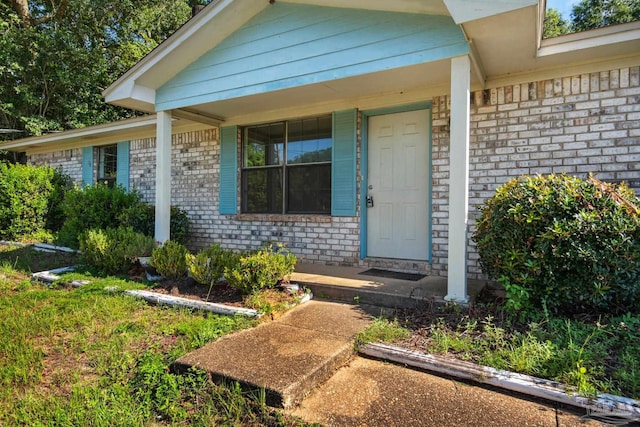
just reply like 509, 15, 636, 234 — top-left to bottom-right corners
156, 3, 469, 112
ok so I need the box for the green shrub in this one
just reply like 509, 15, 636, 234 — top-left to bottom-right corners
151, 241, 189, 280
79, 226, 155, 274
45, 167, 74, 233
186, 244, 236, 286
119, 204, 190, 244
224, 245, 297, 295
0, 162, 54, 240
473, 174, 640, 316
58, 184, 143, 249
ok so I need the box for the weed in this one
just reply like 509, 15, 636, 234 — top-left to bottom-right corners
354, 318, 411, 350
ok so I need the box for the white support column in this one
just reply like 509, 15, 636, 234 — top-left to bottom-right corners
446, 55, 471, 303
155, 110, 172, 245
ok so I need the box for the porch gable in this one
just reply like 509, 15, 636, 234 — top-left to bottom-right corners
156, 3, 469, 112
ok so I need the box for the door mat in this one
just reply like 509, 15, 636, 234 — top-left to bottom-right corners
359, 268, 426, 282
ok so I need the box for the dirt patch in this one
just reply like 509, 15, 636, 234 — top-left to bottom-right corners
150, 279, 246, 306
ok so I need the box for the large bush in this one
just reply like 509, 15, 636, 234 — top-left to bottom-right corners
79, 226, 155, 275
0, 162, 57, 240
473, 174, 640, 316
57, 184, 142, 248
119, 204, 190, 244
58, 184, 191, 248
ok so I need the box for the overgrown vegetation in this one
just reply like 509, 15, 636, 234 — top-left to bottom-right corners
58, 183, 190, 248
79, 226, 155, 275
0, 162, 70, 241
473, 174, 640, 316
0, 244, 309, 426
386, 303, 640, 400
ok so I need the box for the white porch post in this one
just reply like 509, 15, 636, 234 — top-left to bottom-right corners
446, 55, 471, 303
155, 110, 172, 245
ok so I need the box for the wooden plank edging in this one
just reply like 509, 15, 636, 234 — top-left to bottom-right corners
360, 342, 640, 418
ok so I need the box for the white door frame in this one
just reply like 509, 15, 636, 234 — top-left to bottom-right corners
359, 102, 433, 262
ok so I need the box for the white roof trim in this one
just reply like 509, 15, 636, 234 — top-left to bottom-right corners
538, 20, 640, 57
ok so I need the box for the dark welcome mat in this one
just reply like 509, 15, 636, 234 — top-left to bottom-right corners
359, 268, 426, 282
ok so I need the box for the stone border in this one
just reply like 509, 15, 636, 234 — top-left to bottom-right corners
360, 342, 640, 420
32, 266, 77, 283
124, 289, 262, 317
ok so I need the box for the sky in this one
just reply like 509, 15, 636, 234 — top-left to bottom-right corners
546, 0, 581, 19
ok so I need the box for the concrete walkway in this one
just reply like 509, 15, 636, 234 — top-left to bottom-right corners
176, 300, 603, 426
290, 356, 603, 426
174, 300, 373, 408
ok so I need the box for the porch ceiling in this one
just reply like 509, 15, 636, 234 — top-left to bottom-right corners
169, 59, 453, 124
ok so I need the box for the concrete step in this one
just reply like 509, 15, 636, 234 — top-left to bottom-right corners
290, 264, 487, 309
173, 301, 373, 408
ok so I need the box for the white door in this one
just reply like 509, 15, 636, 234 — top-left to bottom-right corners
367, 109, 430, 260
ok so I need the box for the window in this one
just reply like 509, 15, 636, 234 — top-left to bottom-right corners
98, 144, 118, 187
242, 116, 332, 214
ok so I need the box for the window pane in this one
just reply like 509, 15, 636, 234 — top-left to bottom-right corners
245, 123, 284, 167
287, 116, 332, 164
242, 168, 283, 213
98, 145, 117, 179
287, 164, 331, 214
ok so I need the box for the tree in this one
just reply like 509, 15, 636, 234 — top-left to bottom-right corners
0, 0, 208, 139
543, 8, 571, 38
571, 0, 640, 31
544, 0, 640, 38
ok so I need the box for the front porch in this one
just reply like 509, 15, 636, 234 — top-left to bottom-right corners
291, 263, 487, 309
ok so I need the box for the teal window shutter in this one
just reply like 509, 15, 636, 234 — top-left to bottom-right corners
331, 109, 357, 216
81, 146, 94, 186
116, 141, 130, 191
219, 126, 238, 214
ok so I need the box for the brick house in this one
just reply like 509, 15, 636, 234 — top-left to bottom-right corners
3, 0, 639, 302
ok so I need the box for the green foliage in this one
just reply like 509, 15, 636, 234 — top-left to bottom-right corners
0, 162, 53, 240
354, 318, 411, 350
151, 241, 189, 280
224, 245, 297, 295
473, 174, 640, 316
571, 0, 640, 32
187, 243, 238, 301
79, 226, 155, 275
45, 167, 74, 233
57, 183, 142, 248
543, 8, 571, 38
0, 0, 194, 138
544, 0, 640, 38
119, 203, 191, 244
187, 243, 235, 286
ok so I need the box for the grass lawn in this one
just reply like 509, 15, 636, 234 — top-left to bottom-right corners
0, 244, 312, 426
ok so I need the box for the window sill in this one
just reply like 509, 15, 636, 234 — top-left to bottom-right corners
234, 213, 333, 223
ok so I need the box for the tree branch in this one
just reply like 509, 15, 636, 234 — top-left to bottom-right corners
8, 0, 70, 27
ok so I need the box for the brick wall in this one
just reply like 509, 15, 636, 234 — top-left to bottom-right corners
28, 148, 83, 185
433, 66, 640, 279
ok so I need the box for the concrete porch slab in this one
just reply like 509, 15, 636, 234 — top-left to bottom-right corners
290, 263, 487, 309
174, 301, 372, 408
